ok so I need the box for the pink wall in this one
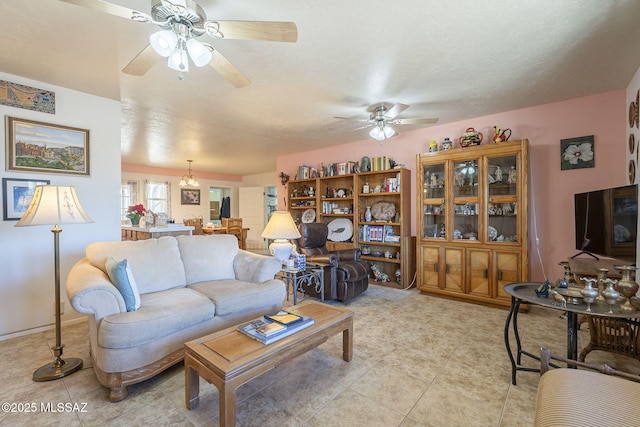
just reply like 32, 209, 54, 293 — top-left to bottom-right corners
277, 90, 627, 282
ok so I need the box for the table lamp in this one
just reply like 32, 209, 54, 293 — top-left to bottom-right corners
15, 185, 93, 381
261, 211, 301, 262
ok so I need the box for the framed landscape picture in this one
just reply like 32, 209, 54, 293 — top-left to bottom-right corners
181, 189, 200, 205
3, 177, 50, 220
6, 116, 90, 175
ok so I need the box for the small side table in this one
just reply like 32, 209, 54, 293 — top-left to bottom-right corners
277, 263, 326, 305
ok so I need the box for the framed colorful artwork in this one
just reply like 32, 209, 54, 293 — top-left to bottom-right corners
6, 116, 89, 175
2, 177, 50, 220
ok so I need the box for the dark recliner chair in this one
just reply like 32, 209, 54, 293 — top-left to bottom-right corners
295, 222, 369, 302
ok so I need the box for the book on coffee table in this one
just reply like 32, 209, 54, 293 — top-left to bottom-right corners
264, 310, 304, 326
237, 315, 314, 345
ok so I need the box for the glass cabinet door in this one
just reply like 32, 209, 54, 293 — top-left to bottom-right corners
422, 163, 447, 239
453, 160, 478, 197
452, 158, 479, 241
487, 155, 519, 243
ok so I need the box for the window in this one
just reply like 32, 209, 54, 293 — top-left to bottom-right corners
145, 180, 171, 218
120, 180, 140, 220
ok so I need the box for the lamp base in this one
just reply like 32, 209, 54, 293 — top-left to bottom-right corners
33, 357, 83, 382
269, 239, 294, 262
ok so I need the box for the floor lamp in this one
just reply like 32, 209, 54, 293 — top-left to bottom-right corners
15, 185, 93, 381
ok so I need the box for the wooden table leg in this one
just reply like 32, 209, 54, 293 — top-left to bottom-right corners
185, 356, 200, 410
342, 319, 353, 362
218, 383, 237, 427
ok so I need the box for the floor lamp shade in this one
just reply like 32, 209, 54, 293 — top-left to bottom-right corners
261, 211, 301, 262
16, 186, 93, 227
15, 185, 93, 381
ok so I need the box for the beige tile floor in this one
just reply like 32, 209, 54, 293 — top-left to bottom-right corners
1, 285, 639, 427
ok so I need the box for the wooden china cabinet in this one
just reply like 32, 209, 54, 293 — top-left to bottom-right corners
416, 139, 529, 307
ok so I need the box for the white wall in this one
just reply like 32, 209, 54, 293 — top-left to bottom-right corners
0, 73, 121, 338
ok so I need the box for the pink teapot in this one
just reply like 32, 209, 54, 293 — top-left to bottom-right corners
459, 127, 483, 147
492, 126, 512, 143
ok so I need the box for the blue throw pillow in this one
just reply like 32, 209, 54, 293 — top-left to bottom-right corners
105, 257, 141, 312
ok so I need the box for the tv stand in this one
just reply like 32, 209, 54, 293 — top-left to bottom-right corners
570, 250, 599, 260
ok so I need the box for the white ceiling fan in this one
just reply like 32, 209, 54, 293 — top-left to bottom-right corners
336, 103, 438, 141
60, 0, 298, 86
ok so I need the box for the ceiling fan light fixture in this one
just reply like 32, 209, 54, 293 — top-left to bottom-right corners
186, 38, 212, 67
167, 45, 189, 72
369, 123, 396, 141
150, 29, 178, 57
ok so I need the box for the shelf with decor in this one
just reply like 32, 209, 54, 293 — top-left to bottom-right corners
287, 178, 318, 224
355, 168, 414, 288
317, 174, 357, 251
416, 139, 529, 308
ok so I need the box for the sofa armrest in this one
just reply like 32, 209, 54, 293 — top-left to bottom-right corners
233, 250, 282, 283
540, 347, 640, 382
66, 258, 126, 320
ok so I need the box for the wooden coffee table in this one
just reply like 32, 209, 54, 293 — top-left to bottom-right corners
184, 301, 353, 426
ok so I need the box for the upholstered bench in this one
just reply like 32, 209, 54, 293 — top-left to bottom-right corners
534, 348, 640, 427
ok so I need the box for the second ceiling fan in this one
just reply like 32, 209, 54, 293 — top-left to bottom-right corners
336, 103, 438, 141
61, 0, 298, 86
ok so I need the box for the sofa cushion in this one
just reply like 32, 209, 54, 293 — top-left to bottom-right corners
188, 279, 286, 317
105, 257, 141, 312
86, 237, 187, 294
176, 235, 238, 284
98, 287, 215, 349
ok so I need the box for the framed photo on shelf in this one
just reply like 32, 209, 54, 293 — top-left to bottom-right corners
181, 188, 200, 205
6, 116, 90, 175
2, 177, 50, 220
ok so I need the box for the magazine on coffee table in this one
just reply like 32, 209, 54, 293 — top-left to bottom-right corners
237, 314, 314, 344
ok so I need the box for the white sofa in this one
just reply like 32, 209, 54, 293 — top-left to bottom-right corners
66, 234, 285, 401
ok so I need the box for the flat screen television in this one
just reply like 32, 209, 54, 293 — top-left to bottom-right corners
574, 184, 638, 262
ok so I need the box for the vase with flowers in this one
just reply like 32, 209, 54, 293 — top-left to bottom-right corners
126, 204, 146, 226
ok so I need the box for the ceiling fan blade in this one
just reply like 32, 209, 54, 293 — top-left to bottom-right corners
333, 116, 370, 122
205, 46, 250, 88
384, 103, 410, 119
393, 117, 439, 125
206, 21, 298, 42
122, 45, 161, 76
353, 124, 375, 131
59, 0, 151, 22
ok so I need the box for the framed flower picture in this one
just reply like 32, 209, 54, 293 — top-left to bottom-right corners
560, 135, 594, 170
181, 189, 200, 205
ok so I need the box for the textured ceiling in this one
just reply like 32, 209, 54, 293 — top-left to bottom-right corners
2, 0, 640, 176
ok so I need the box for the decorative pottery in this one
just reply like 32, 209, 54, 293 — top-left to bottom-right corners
491, 126, 512, 143
371, 201, 396, 221
429, 139, 438, 152
327, 218, 353, 242
442, 137, 453, 150
364, 206, 372, 222
459, 127, 483, 147
130, 215, 140, 226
